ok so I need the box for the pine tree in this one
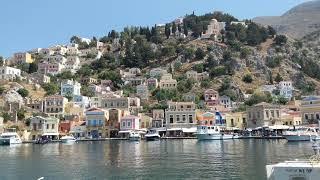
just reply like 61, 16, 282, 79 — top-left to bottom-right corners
183, 23, 188, 37
165, 24, 171, 39
178, 24, 182, 33
172, 22, 177, 34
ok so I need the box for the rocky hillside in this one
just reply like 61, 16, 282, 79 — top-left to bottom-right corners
253, 0, 320, 39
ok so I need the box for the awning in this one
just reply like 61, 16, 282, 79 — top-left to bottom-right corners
118, 131, 131, 134
269, 125, 290, 130
166, 128, 182, 131
182, 127, 197, 133
42, 133, 59, 136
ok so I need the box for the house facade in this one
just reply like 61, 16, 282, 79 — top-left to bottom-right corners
0, 66, 21, 80
247, 102, 281, 128
85, 107, 108, 138
44, 95, 68, 118
159, 73, 177, 90
165, 101, 196, 129
29, 116, 60, 140
60, 80, 81, 96
13, 52, 34, 64
204, 89, 219, 107
301, 96, 320, 124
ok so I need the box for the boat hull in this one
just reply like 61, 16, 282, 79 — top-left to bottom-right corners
283, 135, 312, 142
196, 133, 236, 140
145, 135, 160, 141
61, 139, 76, 143
0, 138, 10, 145
129, 136, 140, 141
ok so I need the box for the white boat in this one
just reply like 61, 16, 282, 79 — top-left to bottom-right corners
60, 135, 77, 143
145, 129, 160, 141
283, 127, 319, 142
266, 142, 320, 180
195, 125, 239, 140
0, 128, 22, 145
129, 131, 141, 141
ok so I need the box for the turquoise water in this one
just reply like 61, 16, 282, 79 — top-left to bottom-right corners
0, 139, 314, 180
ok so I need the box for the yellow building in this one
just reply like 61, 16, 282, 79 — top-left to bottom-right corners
301, 96, 320, 124
225, 112, 247, 130
139, 113, 152, 129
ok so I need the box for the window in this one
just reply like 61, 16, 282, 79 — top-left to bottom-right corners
271, 110, 275, 118
122, 121, 126, 127
127, 121, 131, 127
189, 115, 193, 123
317, 114, 320, 120
276, 110, 280, 118
169, 115, 174, 123
305, 114, 309, 120
176, 115, 180, 122
182, 115, 186, 122
46, 124, 49, 129
52, 124, 55, 129
266, 110, 269, 118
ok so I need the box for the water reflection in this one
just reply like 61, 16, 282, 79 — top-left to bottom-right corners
0, 139, 316, 179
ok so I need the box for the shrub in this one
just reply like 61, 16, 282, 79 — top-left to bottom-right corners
266, 56, 282, 68
17, 88, 29, 98
242, 74, 253, 83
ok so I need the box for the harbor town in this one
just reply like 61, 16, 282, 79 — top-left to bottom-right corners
3, 0, 320, 179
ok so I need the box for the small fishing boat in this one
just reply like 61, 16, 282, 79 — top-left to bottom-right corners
0, 128, 22, 145
34, 136, 51, 144
60, 135, 77, 143
129, 131, 141, 141
195, 125, 239, 140
145, 129, 160, 141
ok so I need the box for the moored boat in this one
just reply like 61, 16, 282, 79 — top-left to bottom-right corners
0, 128, 22, 145
145, 129, 160, 141
195, 125, 239, 140
283, 127, 318, 142
60, 135, 77, 143
129, 131, 141, 141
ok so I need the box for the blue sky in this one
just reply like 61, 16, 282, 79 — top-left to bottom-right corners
0, 0, 309, 57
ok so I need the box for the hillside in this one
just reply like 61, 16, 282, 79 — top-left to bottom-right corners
253, 0, 320, 39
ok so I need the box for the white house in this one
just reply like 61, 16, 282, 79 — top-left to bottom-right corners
0, 66, 21, 80
136, 84, 149, 100
65, 56, 80, 73
73, 95, 90, 108
279, 81, 293, 99
61, 80, 81, 96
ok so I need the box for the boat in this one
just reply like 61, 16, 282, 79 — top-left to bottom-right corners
129, 131, 141, 141
266, 142, 320, 180
145, 129, 160, 141
283, 127, 319, 141
34, 136, 51, 144
60, 135, 77, 143
0, 128, 22, 145
195, 125, 239, 140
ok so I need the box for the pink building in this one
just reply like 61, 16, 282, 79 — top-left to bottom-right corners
146, 77, 158, 88
38, 62, 64, 75
120, 115, 140, 131
204, 89, 219, 106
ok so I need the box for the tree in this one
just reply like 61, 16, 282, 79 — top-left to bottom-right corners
70, 36, 81, 44
17, 109, 26, 120
64, 92, 73, 102
172, 22, 177, 34
165, 24, 171, 39
275, 73, 283, 83
278, 96, 288, 105
0, 56, 3, 66
0, 86, 5, 94
267, 26, 276, 37
242, 74, 253, 83
42, 83, 59, 95
178, 24, 182, 33
274, 35, 287, 46
2, 112, 10, 123
195, 48, 205, 60
28, 62, 38, 73
183, 23, 188, 37
17, 88, 29, 97
193, 64, 204, 73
